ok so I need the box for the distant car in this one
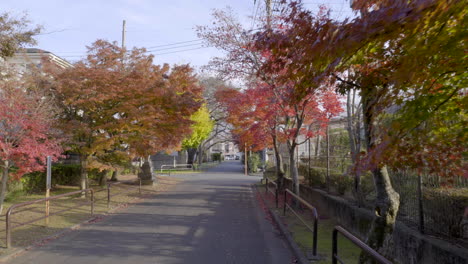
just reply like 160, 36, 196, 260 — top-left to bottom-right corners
235, 156, 240, 160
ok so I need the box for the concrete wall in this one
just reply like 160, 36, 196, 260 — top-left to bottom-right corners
282, 178, 468, 264
150, 151, 187, 171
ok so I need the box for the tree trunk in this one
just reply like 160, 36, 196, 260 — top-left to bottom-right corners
197, 144, 204, 165
360, 91, 400, 261
346, 89, 364, 205
314, 135, 321, 157
288, 144, 300, 197
360, 165, 400, 262
272, 134, 285, 190
79, 155, 88, 191
110, 169, 119, 181
98, 170, 108, 187
186, 148, 197, 165
0, 161, 10, 215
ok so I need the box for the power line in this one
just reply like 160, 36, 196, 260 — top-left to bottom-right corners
146, 39, 203, 49
153, 46, 211, 56
55, 39, 207, 57
59, 45, 213, 58
146, 43, 206, 52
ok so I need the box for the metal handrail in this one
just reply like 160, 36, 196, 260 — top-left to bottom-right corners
160, 164, 193, 172
265, 178, 279, 208
332, 226, 392, 264
6, 188, 94, 248
283, 188, 319, 256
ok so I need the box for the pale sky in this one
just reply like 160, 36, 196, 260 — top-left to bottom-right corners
0, 0, 353, 71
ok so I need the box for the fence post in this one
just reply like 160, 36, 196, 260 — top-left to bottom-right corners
418, 172, 425, 233
138, 178, 141, 195
332, 228, 338, 264
275, 188, 278, 209
313, 209, 318, 256
283, 190, 287, 216
90, 189, 94, 215
107, 183, 111, 209
265, 178, 268, 194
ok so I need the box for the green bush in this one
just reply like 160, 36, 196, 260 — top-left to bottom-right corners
330, 173, 353, 195
308, 167, 327, 188
248, 153, 261, 173
21, 164, 81, 193
211, 153, 221, 162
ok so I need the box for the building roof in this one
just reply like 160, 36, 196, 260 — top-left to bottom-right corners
12, 48, 72, 69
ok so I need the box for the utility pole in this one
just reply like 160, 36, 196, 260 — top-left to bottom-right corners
265, 0, 272, 29
121, 20, 126, 50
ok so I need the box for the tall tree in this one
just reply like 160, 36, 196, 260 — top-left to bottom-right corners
182, 105, 214, 164
197, 7, 288, 181
0, 12, 41, 59
0, 67, 62, 213
254, 0, 466, 259
48, 40, 202, 188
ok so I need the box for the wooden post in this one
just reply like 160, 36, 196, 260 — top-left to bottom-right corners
244, 143, 248, 176
418, 171, 425, 233
326, 126, 330, 191
308, 138, 311, 185
45, 156, 52, 225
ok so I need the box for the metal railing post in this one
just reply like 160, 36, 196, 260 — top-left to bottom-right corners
107, 183, 111, 209
333, 226, 393, 264
332, 228, 338, 264
265, 178, 268, 193
275, 188, 278, 209
138, 178, 141, 195
283, 190, 287, 216
5, 188, 95, 248
90, 189, 94, 215
312, 208, 318, 256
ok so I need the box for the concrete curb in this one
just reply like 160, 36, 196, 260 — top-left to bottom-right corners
253, 185, 309, 264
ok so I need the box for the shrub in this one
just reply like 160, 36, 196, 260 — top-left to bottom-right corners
308, 167, 327, 188
248, 153, 261, 173
21, 164, 81, 193
211, 153, 221, 162
330, 173, 353, 195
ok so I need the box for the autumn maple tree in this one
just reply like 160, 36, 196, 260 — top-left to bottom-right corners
0, 67, 62, 213
253, 0, 466, 260
48, 40, 202, 188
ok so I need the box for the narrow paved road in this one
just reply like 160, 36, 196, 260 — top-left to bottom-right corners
8, 161, 293, 264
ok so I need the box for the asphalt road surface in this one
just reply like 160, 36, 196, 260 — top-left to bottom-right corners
7, 161, 293, 264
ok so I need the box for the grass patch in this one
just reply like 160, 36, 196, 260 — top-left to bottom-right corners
287, 215, 361, 263
258, 183, 362, 263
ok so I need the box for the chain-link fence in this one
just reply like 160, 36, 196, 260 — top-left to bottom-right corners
295, 162, 468, 243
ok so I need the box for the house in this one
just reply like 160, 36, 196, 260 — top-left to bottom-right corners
5, 48, 72, 72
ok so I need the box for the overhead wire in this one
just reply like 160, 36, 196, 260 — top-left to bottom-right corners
153, 46, 211, 56
146, 39, 203, 49
55, 38, 210, 58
